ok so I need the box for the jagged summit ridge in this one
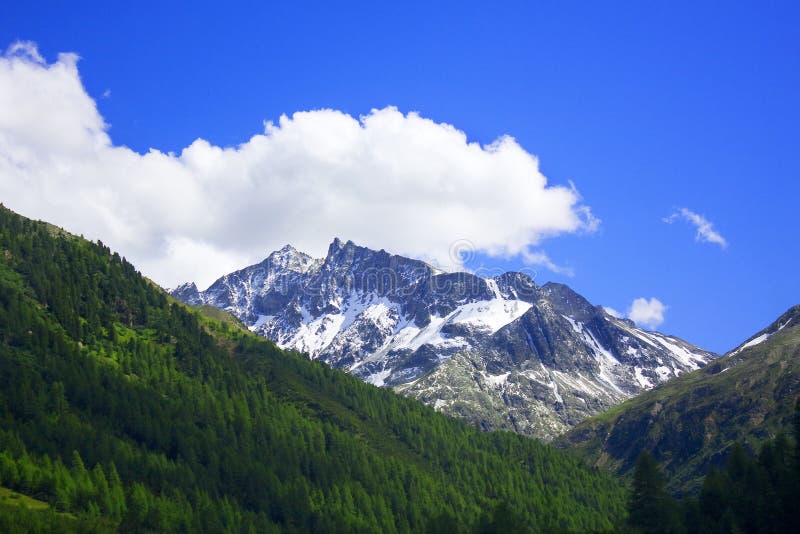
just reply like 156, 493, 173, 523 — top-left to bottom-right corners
171, 281, 202, 306
268, 243, 321, 273
172, 239, 716, 440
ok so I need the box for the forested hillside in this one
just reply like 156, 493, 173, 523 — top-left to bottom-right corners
624, 424, 800, 533
0, 204, 626, 532
556, 305, 800, 495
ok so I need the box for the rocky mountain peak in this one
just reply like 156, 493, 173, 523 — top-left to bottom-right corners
326, 236, 347, 256
323, 238, 430, 274
492, 271, 539, 301
538, 282, 596, 320
172, 239, 716, 440
170, 281, 202, 306
325, 237, 383, 268
267, 244, 319, 273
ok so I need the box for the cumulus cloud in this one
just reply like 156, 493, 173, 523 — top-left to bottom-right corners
0, 42, 599, 288
627, 297, 667, 329
664, 207, 727, 249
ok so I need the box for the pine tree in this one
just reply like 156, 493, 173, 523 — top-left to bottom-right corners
627, 451, 682, 533
698, 468, 730, 533
795, 400, 800, 480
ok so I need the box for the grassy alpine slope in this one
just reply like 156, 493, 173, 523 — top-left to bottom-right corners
556, 305, 800, 494
0, 204, 626, 532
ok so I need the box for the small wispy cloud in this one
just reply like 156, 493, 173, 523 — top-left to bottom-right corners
664, 207, 728, 249
628, 297, 667, 329
5, 41, 44, 64
521, 249, 574, 277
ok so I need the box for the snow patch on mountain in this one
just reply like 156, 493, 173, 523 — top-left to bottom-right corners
249, 314, 274, 331
484, 371, 511, 387
450, 299, 532, 334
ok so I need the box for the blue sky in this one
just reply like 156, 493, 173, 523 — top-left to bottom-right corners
2, 1, 798, 353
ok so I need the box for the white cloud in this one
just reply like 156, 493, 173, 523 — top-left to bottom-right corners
603, 306, 622, 318
520, 249, 574, 277
5, 41, 45, 64
0, 42, 599, 289
664, 207, 727, 249
627, 297, 667, 329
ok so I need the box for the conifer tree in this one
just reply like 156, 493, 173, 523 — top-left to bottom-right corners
627, 451, 681, 534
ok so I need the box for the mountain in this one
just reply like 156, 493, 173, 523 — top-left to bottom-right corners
172, 239, 715, 440
0, 204, 627, 531
555, 305, 800, 494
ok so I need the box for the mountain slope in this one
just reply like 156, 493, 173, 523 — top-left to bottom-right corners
555, 305, 800, 494
0, 204, 627, 532
174, 239, 715, 440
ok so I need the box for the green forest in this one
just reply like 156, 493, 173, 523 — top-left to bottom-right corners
0, 204, 628, 532
625, 419, 800, 533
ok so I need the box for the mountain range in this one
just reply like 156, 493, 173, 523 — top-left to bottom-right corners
172, 238, 716, 440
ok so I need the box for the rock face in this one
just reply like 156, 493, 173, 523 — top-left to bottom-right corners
172, 238, 715, 440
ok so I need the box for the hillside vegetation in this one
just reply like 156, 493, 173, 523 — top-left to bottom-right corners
0, 205, 626, 532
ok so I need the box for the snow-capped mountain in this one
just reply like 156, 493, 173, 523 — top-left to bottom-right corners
172, 238, 716, 440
